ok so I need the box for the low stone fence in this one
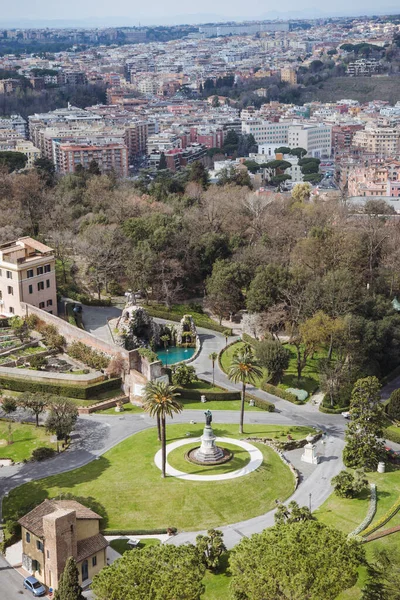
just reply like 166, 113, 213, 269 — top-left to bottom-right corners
0, 348, 53, 368
78, 395, 129, 414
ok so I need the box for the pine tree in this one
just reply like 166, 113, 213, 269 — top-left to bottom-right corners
54, 557, 85, 600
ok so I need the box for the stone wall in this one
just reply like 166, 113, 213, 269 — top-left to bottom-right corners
78, 395, 129, 414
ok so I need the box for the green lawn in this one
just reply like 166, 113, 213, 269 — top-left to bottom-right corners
3, 424, 307, 531
315, 469, 400, 600
144, 303, 230, 333
202, 553, 231, 599
168, 442, 251, 475
5, 388, 124, 409
220, 341, 322, 397
110, 538, 160, 555
0, 421, 56, 462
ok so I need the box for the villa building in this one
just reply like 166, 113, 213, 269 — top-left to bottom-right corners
0, 237, 57, 317
19, 499, 108, 591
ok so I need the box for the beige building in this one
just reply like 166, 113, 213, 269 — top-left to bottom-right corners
0, 237, 57, 317
281, 67, 297, 85
352, 125, 400, 158
19, 499, 108, 590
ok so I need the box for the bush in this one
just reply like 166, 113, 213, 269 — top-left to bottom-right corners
319, 404, 350, 414
255, 340, 290, 385
171, 364, 198, 386
242, 333, 258, 346
0, 375, 122, 399
37, 323, 65, 351
261, 381, 300, 404
245, 392, 275, 412
68, 341, 109, 370
31, 447, 56, 461
28, 355, 47, 370
387, 389, 400, 421
138, 347, 159, 363
332, 470, 368, 498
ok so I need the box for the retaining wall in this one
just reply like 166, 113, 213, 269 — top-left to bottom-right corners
78, 395, 129, 414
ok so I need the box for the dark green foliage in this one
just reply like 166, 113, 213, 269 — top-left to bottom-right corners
67, 341, 109, 370
0, 151, 27, 172
274, 501, 314, 526
1, 397, 17, 414
45, 398, 78, 443
54, 557, 84, 600
196, 529, 226, 571
0, 375, 121, 399
138, 347, 159, 363
246, 265, 288, 313
158, 152, 167, 170
387, 388, 400, 421
171, 364, 198, 386
255, 340, 290, 385
332, 470, 368, 498
31, 446, 56, 461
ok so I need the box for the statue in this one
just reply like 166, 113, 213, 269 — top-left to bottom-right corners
204, 410, 212, 426
124, 290, 135, 306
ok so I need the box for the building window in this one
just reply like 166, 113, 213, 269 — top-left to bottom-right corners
37, 267, 43, 276
37, 282, 44, 291
28, 284, 33, 294
46, 279, 50, 288
44, 264, 51, 273
92, 555, 97, 567
6, 271, 12, 279
9, 307, 14, 314
7, 286, 13, 295
39, 302, 45, 309
46, 299, 52, 307
26, 532, 30, 543
27, 269, 34, 278
36, 540, 44, 552
47, 550, 50, 559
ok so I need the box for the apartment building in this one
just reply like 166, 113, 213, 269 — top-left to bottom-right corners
19, 499, 108, 591
58, 142, 128, 177
0, 114, 27, 138
0, 237, 57, 317
280, 67, 297, 85
241, 119, 290, 145
287, 123, 332, 158
0, 140, 41, 168
352, 125, 400, 158
332, 124, 364, 155
124, 121, 148, 159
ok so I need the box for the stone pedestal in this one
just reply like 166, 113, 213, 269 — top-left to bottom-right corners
193, 425, 224, 463
377, 461, 385, 473
301, 442, 319, 465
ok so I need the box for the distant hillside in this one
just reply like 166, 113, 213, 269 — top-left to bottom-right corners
299, 76, 400, 104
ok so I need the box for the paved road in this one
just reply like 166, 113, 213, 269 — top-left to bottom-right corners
0, 555, 33, 599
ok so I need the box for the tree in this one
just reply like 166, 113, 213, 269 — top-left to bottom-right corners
45, 398, 78, 450
87, 159, 101, 175
362, 548, 400, 600
2, 397, 17, 445
291, 181, 311, 202
343, 377, 385, 471
206, 260, 245, 324
292, 311, 334, 381
387, 388, 400, 421
53, 557, 84, 600
188, 160, 209, 189
34, 156, 56, 186
230, 521, 364, 600
21, 392, 47, 427
290, 147, 307, 159
223, 329, 231, 347
228, 347, 263, 434
171, 364, 197, 386
158, 152, 167, 170
246, 265, 288, 313
212, 95, 220, 107
255, 340, 290, 385
0, 151, 27, 172
142, 381, 182, 478
275, 146, 291, 155
332, 469, 368, 499
196, 529, 226, 571
274, 501, 314, 526
209, 352, 218, 386
91, 544, 205, 600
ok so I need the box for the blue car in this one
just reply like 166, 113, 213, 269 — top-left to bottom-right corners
23, 576, 46, 597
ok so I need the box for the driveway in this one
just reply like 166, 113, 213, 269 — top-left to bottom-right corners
81, 305, 122, 345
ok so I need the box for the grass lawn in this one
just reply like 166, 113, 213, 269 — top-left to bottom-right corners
315, 468, 400, 600
144, 303, 229, 333
5, 388, 123, 409
3, 423, 311, 531
220, 341, 323, 398
98, 403, 144, 415
168, 442, 251, 475
109, 538, 160, 555
0, 421, 56, 462
202, 553, 231, 600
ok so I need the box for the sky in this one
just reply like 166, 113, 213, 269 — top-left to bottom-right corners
0, 0, 399, 27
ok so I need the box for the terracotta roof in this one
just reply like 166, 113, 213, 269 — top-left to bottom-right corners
17, 237, 53, 253
76, 533, 108, 563
18, 499, 102, 538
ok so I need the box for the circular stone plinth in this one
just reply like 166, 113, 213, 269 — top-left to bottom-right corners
154, 437, 263, 481
186, 446, 233, 466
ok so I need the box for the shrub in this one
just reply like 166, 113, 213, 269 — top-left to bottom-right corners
245, 393, 275, 412
31, 447, 56, 461
255, 340, 290, 385
36, 322, 65, 351
332, 470, 368, 498
242, 333, 258, 346
319, 404, 350, 414
171, 364, 198, 386
0, 375, 121, 399
68, 341, 109, 370
76, 294, 112, 307
387, 388, 400, 421
138, 347, 159, 363
28, 355, 47, 370
261, 381, 300, 404
106, 356, 125, 378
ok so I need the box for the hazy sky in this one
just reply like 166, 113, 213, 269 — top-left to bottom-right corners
0, 0, 397, 25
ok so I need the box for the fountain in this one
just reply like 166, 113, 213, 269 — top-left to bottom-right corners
187, 410, 232, 465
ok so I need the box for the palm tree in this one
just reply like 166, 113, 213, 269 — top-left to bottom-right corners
228, 348, 262, 434
142, 381, 183, 478
209, 352, 218, 386
223, 329, 231, 348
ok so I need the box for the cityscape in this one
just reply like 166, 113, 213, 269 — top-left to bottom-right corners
0, 8, 400, 600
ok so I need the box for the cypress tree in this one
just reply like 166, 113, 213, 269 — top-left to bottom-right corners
54, 557, 85, 600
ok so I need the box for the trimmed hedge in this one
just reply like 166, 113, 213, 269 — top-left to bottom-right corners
319, 405, 350, 414
384, 426, 400, 444
362, 495, 400, 537
0, 375, 122, 399
245, 392, 275, 412
103, 528, 170, 536
177, 387, 241, 401
145, 307, 232, 335
241, 333, 258, 346
261, 381, 300, 404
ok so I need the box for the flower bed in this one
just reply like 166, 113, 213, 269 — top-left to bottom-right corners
362, 492, 400, 537
348, 484, 377, 539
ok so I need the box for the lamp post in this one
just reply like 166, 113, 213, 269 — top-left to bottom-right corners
166, 348, 169, 368
309, 492, 312, 513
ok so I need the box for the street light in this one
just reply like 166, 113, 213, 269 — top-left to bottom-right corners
166, 348, 169, 368
309, 492, 312, 513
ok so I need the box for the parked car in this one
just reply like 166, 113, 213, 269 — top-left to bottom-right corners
23, 577, 46, 597
341, 411, 351, 419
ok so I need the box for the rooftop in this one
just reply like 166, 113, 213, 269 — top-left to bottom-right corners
19, 499, 103, 538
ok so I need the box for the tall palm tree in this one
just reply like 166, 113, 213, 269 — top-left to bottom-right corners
209, 352, 218, 386
228, 347, 262, 434
142, 381, 183, 478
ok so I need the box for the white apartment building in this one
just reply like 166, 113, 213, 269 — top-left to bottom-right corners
241, 119, 290, 145
287, 124, 332, 158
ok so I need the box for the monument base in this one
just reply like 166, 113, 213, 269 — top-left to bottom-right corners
301, 442, 319, 465
189, 425, 229, 465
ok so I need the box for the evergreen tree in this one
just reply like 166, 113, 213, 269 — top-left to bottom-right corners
158, 152, 167, 170
54, 557, 84, 600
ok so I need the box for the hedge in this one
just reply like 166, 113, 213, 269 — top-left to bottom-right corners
241, 333, 258, 347
145, 307, 232, 335
261, 381, 300, 404
103, 528, 171, 536
245, 392, 275, 412
362, 495, 400, 537
0, 376, 122, 399
177, 387, 241, 401
319, 405, 350, 414
348, 484, 377, 539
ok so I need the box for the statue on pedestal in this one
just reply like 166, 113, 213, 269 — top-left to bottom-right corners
204, 410, 212, 426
